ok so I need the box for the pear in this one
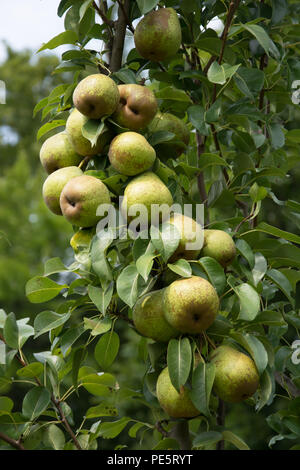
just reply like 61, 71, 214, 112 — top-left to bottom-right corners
148, 111, 189, 158
39, 132, 83, 174
156, 367, 199, 418
202, 230, 236, 267
168, 213, 203, 261
108, 132, 156, 176
132, 289, 179, 342
121, 171, 173, 226
209, 345, 259, 403
66, 108, 112, 157
163, 276, 219, 334
70, 227, 96, 254
134, 8, 182, 62
112, 84, 158, 131
42, 166, 83, 215
60, 174, 111, 228
73, 73, 120, 119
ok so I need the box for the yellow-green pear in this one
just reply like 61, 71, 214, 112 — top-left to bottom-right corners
73, 73, 120, 119
112, 84, 158, 131
39, 132, 83, 174
132, 289, 179, 342
209, 345, 259, 403
42, 166, 83, 215
66, 108, 112, 156
163, 276, 219, 334
202, 230, 236, 267
60, 174, 111, 228
168, 213, 203, 261
156, 367, 200, 418
70, 227, 96, 254
121, 171, 173, 225
148, 111, 189, 158
134, 8, 182, 62
108, 132, 156, 176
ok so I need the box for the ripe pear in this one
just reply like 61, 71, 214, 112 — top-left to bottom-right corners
202, 230, 236, 267
121, 171, 173, 225
112, 84, 158, 131
168, 213, 203, 261
209, 345, 259, 403
108, 132, 156, 176
70, 227, 96, 254
134, 8, 182, 62
60, 174, 111, 228
42, 166, 83, 215
39, 132, 83, 174
148, 111, 189, 158
66, 108, 112, 156
163, 276, 219, 334
156, 367, 199, 418
73, 73, 120, 119
132, 289, 179, 342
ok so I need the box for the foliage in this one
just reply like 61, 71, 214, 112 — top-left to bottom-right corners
0, 0, 300, 451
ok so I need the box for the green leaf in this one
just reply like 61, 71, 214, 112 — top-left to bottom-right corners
198, 257, 226, 295
3, 312, 19, 349
153, 438, 180, 450
44, 257, 67, 276
190, 362, 216, 417
248, 222, 300, 245
208, 62, 241, 85
116, 264, 144, 308
82, 119, 105, 147
34, 311, 71, 338
150, 223, 180, 263
94, 331, 120, 369
242, 24, 280, 58
22, 387, 51, 421
148, 131, 175, 147
187, 105, 209, 135
252, 253, 267, 286
167, 338, 192, 392
43, 424, 65, 450
230, 333, 268, 375
81, 372, 116, 396
193, 431, 222, 448
86, 403, 118, 419
38, 31, 78, 52
222, 430, 250, 450
155, 87, 192, 102
236, 239, 255, 268
0, 397, 13, 413
113, 68, 137, 84
37, 120, 66, 140
91, 230, 114, 287
256, 368, 273, 411
26, 276, 67, 303
98, 417, 131, 439
79, 0, 93, 21
60, 326, 85, 357
228, 281, 260, 321
234, 67, 264, 98
167, 259, 192, 277
137, 0, 160, 14
267, 123, 285, 149
136, 253, 156, 282
83, 316, 112, 336
17, 363, 44, 379
88, 283, 114, 315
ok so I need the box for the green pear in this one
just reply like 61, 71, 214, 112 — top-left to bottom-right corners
168, 213, 203, 261
60, 174, 111, 228
121, 171, 173, 225
112, 84, 158, 131
108, 132, 156, 176
73, 73, 120, 119
163, 276, 219, 334
202, 230, 236, 267
156, 367, 199, 418
70, 227, 96, 254
39, 132, 83, 174
66, 108, 112, 157
209, 345, 259, 403
134, 8, 182, 62
148, 111, 189, 158
42, 166, 83, 215
132, 289, 179, 342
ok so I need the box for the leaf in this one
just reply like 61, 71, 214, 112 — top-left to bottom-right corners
167, 338, 192, 392
37, 120, 66, 140
187, 105, 210, 135
0, 397, 13, 413
252, 253, 267, 286
242, 24, 280, 59
82, 119, 105, 147
155, 87, 192, 102
137, 0, 160, 14
113, 68, 137, 84
117, 264, 144, 308
198, 257, 226, 295
234, 67, 264, 99
222, 430, 250, 450
34, 311, 71, 338
44, 424, 65, 450
267, 123, 285, 149
79, 0, 93, 21
86, 403, 118, 419
190, 362, 216, 417
153, 438, 180, 450
26, 276, 67, 303
150, 223, 180, 263
38, 31, 78, 52
84, 316, 112, 336
88, 283, 114, 315
227, 281, 260, 321
98, 417, 131, 439
94, 331, 120, 369
91, 230, 114, 287
17, 363, 44, 379
44, 257, 67, 276
148, 131, 175, 147
136, 253, 156, 282
230, 333, 268, 375
236, 239, 255, 268
167, 259, 192, 277
3, 312, 19, 349
266, 269, 294, 304
256, 368, 273, 411
60, 326, 85, 357
193, 431, 222, 448
241, 222, 300, 245
22, 387, 51, 421
208, 62, 241, 85
81, 373, 116, 396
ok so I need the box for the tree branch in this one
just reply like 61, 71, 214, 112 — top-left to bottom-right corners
116, 0, 135, 34
109, 0, 130, 72
0, 431, 25, 450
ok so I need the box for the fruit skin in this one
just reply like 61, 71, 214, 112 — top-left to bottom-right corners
66, 108, 112, 157
108, 132, 156, 176
163, 276, 219, 334
209, 345, 259, 403
60, 174, 111, 228
134, 8, 182, 62
42, 166, 83, 215
168, 213, 203, 261
39, 132, 82, 174
73, 73, 120, 119
148, 111, 189, 158
156, 367, 200, 418
132, 289, 179, 342
112, 84, 158, 131
121, 171, 173, 225
202, 230, 236, 267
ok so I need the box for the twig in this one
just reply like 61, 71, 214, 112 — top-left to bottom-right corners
274, 372, 300, 398
0, 431, 25, 450
196, 132, 210, 223
79, 155, 93, 171
92, 1, 114, 29
54, 400, 82, 450
155, 420, 169, 438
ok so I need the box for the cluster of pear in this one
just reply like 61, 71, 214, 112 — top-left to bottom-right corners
38, 7, 260, 419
